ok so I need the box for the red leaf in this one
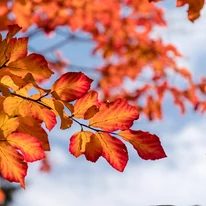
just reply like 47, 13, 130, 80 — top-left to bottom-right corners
119, 129, 167, 160
51, 72, 93, 102
96, 132, 128, 172
0, 141, 27, 188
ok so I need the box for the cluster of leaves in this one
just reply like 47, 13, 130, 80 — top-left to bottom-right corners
0, 0, 205, 120
0, 25, 166, 188
0, 0, 205, 191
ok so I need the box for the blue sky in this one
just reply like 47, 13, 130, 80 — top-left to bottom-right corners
9, 2, 206, 206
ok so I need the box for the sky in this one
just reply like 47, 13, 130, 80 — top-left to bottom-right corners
8, 2, 206, 206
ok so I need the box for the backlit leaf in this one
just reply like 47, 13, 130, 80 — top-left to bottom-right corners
0, 112, 19, 137
89, 98, 139, 132
7, 54, 54, 81
96, 132, 128, 172
0, 141, 27, 188
51, 72, 93, 102
0, 75, 27, 91
69, 131, 102, 162
41, 98, 73, 130
6, 37, 28, 64
17, 117, 50, 151
6, 25, 21, 40
3, 95, 57, 131
176, 0, 204, 21
73, 91, 99, 119
119, 129, 167, 160
7, 132, 45, 162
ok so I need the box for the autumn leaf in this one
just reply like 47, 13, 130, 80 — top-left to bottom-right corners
6, 25, 22, 40
6, 37, 28, 64
73, 91, 99, 119
3, 95, 57, 131
176, 0, 204, 21
0, 141, 27, 188
89, 98, 139, 132
69, 131, 102, 162
119, 129, 167, 160
41, 98, 73, 130
7, 132, 45, 162
96, 132, 128, 172
0, 75, 27, 91
51, 72, 93, 102
17, 116, 50, 151
0, 112, 19, 137
12, 1, 32, 30
7, 54, 54, 81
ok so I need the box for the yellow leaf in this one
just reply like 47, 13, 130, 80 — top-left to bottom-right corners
0, 112, 19, 137
7, 54, 54, 81
3, 95, 57, 131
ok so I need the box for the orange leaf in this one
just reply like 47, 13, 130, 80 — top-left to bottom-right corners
6, 25, 22, 40
69, 131, 102, 162
89, 98, 139, 132
7, 54, 54, 81
51, 72, 93, 102
119, 129, 167, 160
73, 91, 99, 119
96, 132, 128, 172
6, 37, 28, 64
0, 141, 27, 188
176, 0, 204, 22
0, 75, 27, 91
17, 117, 50, 151
7, 132, 45, 162
41, 98, 73, 130
3, 95, 57, 131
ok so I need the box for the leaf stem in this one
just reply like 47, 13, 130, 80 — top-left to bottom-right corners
70, 116, 118, 136
11, 93, 51, 110
11, 93, 118, 136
